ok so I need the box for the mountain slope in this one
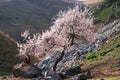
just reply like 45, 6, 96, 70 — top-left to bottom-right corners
81, 32, 120, 79
0, 32, 17, 76
94, 0, 120, 24
0, 0, 72, 40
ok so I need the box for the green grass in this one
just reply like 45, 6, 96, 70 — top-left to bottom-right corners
82, 36, 120, 68
94, 0, 120, 24
86, 53, 96, 60
96, 7, 112, 23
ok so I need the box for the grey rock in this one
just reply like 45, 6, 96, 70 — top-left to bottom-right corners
65, 65, 81, 76
72, 72, 91, 80
48, 73, 62, 80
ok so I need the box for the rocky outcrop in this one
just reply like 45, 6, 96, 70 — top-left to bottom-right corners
95, 20, 120, 48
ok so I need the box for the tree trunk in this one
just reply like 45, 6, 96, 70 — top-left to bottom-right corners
53, 49, 65, 72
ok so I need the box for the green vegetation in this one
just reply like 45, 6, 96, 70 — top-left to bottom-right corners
114, 42, 120, 48
97, 47, 114, 56
86, 53, 96, 60
0, 32, 18, 76
86, 36, 120, 60
97, 50, 108, 56
94, 0, 120, 24
82, 35, 120, 68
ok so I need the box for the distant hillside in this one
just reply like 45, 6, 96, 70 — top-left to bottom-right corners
0, 32, 17, 76
0, 0, 72, 40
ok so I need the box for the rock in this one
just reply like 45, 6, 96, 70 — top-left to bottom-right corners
65, 65, 81, 76
72, 72, 91, 80
96, 20, 120, 48
13, 62, 42, 78
47, 73, 62, 80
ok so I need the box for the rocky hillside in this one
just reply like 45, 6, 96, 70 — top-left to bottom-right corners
0, 0, 72, 40
0, 0, 120, 80
0, 32, 18, 76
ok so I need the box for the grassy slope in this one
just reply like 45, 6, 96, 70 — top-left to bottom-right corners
94, 0, 120, 24
0, 0, 72, 40
0, 32, 18, 76
81, 32, 120, 79
82, 1, 120, 78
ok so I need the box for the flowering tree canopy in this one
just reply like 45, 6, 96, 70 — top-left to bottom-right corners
17, 5, 97, 58
51, 6, 97, 45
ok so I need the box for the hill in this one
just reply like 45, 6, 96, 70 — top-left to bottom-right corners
81, 32, 120, 79
0, 32, 18, 76
94, 0, 120, 24
0, 0, 72, 40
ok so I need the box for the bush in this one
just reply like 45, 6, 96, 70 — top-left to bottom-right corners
114, 43, 120, 48
97, 50, 107, 56
86, 53, 96, 60
107, 47, 114, 52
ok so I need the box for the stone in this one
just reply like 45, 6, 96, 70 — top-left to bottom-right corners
48, 73, 62, 80
65, 65, 81, 76
72, 72, 91, 80
13, 62, 42, 78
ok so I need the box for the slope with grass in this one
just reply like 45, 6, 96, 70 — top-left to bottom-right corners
0, 32, 18, 76
94, 0, 120, 24
81, 33, 120, 79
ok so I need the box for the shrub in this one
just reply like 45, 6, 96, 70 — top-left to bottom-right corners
114, 43, 120, 48
97, 50, 107, 56
86, 53, 96, 60
107, 47, 114, 52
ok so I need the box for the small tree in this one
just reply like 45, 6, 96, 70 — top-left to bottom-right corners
17, 5, 97, 72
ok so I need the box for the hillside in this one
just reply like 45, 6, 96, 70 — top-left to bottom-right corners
0, 0, 72, 40
0, 32, 18, 76
81, 32, 120, 79
94, 0, 120, 24
0, 0, 120, 80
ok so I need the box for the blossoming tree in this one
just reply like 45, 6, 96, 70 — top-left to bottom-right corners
17, 5, 97, 71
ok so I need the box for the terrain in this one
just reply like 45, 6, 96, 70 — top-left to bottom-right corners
0, 32, 17, 76
0, 0, 72, 40
0, 0, 120, 80
82, 33, 120, 80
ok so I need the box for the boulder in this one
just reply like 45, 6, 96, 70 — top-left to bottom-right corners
13, 62, 42, 78
65, 65, 81, 76
48, 73, 62, 80
72, 72, 92, 80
